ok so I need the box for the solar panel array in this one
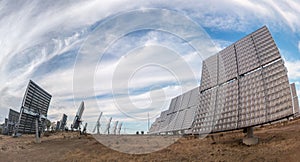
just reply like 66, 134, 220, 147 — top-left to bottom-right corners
149, 87, 199, 134
7, 109, 20, 135
72, 101, 84, 129
59, 114, 67, 130
16, 80, 52, 134
149, 26, 294, 135
290, 83, 299, 114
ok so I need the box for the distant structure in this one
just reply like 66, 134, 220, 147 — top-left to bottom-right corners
112, 121, 119, 135
291, 83, 299, 115
82, 122, 88, 135
149, 26, 298, 145
92, 112, 103, 134
14, 80, 52, 143
71, 101, 85, 131
1, 109, 20, 135
104, 117, 112, 134
59, 114, 68, 131
117, 122, 123, 135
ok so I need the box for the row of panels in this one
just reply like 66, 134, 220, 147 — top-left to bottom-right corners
200, 26, 281, 91
193, 58, 293, 134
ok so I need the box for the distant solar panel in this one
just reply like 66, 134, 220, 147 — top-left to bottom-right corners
2, 118, 8, 135
59, 114, 67, 130
72, 101, 85, 130
290, 83, 299, 114
15, 80, 52, 134
7, 109, 20, 135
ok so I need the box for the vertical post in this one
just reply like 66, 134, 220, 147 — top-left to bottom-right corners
148, 112, 150, 131
97, 121, 100, 134
242, 127, 258, 145
35, 118, 41, 143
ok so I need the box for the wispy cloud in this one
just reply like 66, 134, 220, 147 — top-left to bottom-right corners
1, 0, 300, 133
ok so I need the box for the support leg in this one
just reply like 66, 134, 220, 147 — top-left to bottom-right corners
242, 127, 258, 145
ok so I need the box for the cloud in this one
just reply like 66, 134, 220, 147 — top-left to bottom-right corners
1, 0, 300, 133
286, 60, 300, 80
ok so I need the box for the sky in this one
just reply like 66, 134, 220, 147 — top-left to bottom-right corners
0, 0, 299, 134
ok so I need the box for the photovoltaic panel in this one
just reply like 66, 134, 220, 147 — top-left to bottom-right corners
72, 101, 85, 129
262, 60, 293, 121
238, 69, 266, 128
213, 80, 238, 132
7, 109, 20, 135
200, 55, 218, 91
2, 118, 8, 135
252, 26, 281, 65
166, 112, 177, 131
16, 80, 52, 134
218, 44, 238, 84
290, 83, 299, 114
149, 26, 294, 135
181, 106, 197, 130
59, 114, 67, 130
158, 110, 169, 132
168, 97, 177, 113
187, 87, 200, 107
179, 91, 191, 111
193, 88, 217, 134
235, 35, 260, 75
173, 95, 182, 112
173, 110, 186, 131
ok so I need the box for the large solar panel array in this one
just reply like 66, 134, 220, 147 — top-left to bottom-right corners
149, 26, 295, 135
194, 26, 293, 134
15, 80, 52, 134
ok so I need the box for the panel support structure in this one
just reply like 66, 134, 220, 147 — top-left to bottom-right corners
242, 127, 258, 145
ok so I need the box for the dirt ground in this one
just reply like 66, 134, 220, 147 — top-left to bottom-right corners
1, 118, 300, 162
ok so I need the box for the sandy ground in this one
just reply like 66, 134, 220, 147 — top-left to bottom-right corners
1, 118, 300, 162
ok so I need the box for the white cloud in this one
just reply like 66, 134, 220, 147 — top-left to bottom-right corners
1, 0, 300, 133
286, 60, 300, 80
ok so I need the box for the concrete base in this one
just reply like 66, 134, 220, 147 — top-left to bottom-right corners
243, 136, 258, 145
242, 127, 258, 145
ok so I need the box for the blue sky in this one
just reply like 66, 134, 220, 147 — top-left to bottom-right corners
0, 0, 299, 134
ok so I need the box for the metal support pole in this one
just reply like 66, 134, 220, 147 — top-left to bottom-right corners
35, 118, 41, 143
242, 127, 258, 145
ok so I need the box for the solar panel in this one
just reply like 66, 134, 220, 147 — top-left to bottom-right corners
181, 106, 197, 130
2, 118, 8, 135
218, 44, 238, 84
72, 101, 85, 130
290, 83, 299, 114
149, 26, 294, 136
15, 80, 52, 134
200, 55, 218, 91
187, 87, 200, 107
173, 110, 186, 131
192, 26, 293, 134
179, 91, 191, 111
7, 109, 20, 135
213, 80, 238, 132
173, 95, 182, 112
235, 35, 260, 75
59, 114, 67, 130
